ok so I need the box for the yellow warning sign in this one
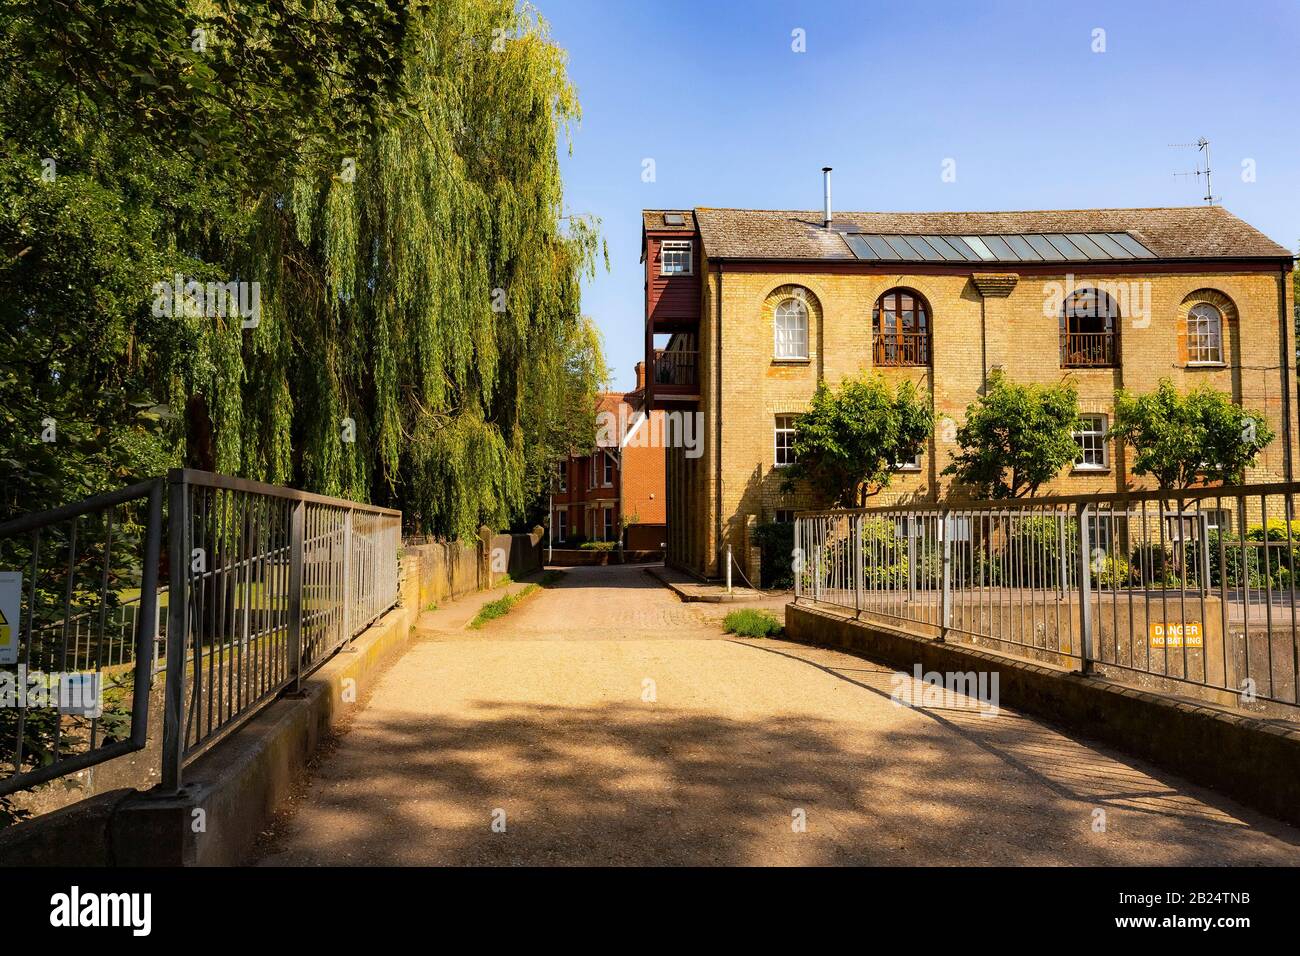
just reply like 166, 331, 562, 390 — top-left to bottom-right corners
0, 572, 20, 665
1150, 621, 1203, 649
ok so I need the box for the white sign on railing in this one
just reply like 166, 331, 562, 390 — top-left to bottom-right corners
0, 571, 20, 665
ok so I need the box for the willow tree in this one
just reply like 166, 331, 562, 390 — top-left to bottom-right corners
238, 0, 606, 537
2, 0, 606, 540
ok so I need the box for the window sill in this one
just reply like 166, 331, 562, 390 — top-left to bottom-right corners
1186, 361, 1227, 369
772, 358, 811, 365
1071, 467, 1111, 475
892, 467, 922, 473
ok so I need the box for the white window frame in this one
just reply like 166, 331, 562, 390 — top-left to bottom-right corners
773, 296, 809, 360
555, 509, 567, 542
893, 450, 922, 472
660, 240, 693, 276
602, 452, 614, 487
602, 505, 615, 542
1073, 414, 1108, 471
1164, 508, 1232, 542
1204, 508, 1232, 534
774, 509, 794, 524
774, 415, 797, 467
1187, 302, 1224, 365
557, 461, 567, 493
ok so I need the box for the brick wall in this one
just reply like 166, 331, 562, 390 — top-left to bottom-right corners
669, 264, 1297, 579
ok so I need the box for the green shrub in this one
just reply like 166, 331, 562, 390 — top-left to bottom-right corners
723, 609, 783, 637
1130, 543, 1178, 586
752, 521, 794, 589
579, 540, 616, 551
1091, 553, 1137, 589
1002, 516, 1078, 588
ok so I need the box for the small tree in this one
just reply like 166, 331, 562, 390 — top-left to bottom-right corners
943, 371, 1079, 498
781, 373, 933, 507
1110, 379, 1274, 489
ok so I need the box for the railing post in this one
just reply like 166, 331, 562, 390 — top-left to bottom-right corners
341, 508, 354, 640
907, 516, 917, 598
940, 509, 952, 641
1076, 502, 1094, 673
793, 517, 802, 600
131, 479, 163, 748
1199, 511, 1211, 593
813, 521, 823, 603
1057, 512, 1068, 597
853, 514, 863, 614
287, 499, 305, 692
161, 470, 189, 794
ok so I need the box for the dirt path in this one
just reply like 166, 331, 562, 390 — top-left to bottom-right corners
254, 565, 1300, 866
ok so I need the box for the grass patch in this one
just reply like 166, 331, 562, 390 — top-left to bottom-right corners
722, 608, 783, 638
470, 584, 539, 629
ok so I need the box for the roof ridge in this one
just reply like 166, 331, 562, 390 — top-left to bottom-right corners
694, 205, 1226, 215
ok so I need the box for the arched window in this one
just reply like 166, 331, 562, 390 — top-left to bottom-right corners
1059, 288, 1119, 367
774, 297, 809, 359
872, 289, 930, 367
1186, 302, 1223, 364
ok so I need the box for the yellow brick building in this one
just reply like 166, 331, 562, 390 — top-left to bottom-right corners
641, 203, 1296, 580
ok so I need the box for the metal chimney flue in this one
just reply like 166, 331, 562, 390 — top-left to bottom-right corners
822, 166, 833, 228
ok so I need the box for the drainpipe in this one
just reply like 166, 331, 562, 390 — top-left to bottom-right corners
715, 267, 724, 579
1280, 262, 1295, 483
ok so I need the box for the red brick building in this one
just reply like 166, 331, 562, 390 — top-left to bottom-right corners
549, 365, 667, 551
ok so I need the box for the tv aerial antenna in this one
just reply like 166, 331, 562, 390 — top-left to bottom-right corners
1170, 137, 1219, 205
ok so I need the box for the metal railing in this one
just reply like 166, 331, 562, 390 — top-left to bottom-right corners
653, 349, 698, 387
162, 470, 400, 790
0, 480, 163, 796
795, 482, 1300, 712
2, 470, 402, 799
872, 331, 930, 367
1060, 331, 1117, 367
55, 587, 166, 676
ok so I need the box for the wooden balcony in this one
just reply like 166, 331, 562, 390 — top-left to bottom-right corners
872, 332, 929, 367
648, 348, 699, 406
1060, 332, 1117, 368
653, 349, 697, 387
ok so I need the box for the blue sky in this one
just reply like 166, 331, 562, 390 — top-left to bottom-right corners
544, 0, 1300, 391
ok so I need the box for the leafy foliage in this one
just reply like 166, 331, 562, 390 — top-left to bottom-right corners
752, 521, 794, 589
781, 373, 933, 507
3, 0, 412, 188
0, 1, 606, 539
943, 372, 1079, 498
1110, 379, 1273, 489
